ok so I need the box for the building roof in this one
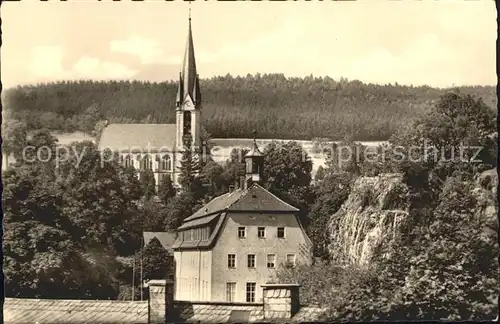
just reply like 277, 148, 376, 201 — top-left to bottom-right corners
176, 17, 201, 107
173, 183, 301, 251
245, 140, 264, 158
98, 123, 177, 153
143, 231, 177, 253
172, 212, 227, 250
3, 298, 148, 324
185, 183, 299, 221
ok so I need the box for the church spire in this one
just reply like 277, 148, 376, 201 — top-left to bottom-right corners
176, 10, 201, 108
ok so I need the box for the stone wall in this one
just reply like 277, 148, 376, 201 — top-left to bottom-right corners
4, 298, 148, 324
148, 279, 175, 324
262, 284, 301, 319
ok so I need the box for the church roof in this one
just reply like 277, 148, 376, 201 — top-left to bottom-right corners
176, 17, 201, 107
245, 140, 265, 157
98, 123, 176, 153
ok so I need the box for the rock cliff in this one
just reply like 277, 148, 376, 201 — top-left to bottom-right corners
328, 168, 498, 268
328, 173, 410, 267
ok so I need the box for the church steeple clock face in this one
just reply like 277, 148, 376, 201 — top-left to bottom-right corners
183, 98, 194, 110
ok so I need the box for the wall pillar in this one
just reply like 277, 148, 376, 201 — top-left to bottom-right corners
261, 284, 301, 319
148, 279, 175, 324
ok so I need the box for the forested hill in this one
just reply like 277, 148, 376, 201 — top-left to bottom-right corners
4, 74, 496, 141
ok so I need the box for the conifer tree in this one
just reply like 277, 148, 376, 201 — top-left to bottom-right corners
157, 174, 176, 205
178, 136, 201, 193
139, 169, 156, 201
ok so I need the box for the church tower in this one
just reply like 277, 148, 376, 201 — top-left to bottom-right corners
176, 12, 202, 151
244, 131, 265, 189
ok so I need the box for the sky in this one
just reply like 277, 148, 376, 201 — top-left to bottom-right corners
1, 0, 497, 89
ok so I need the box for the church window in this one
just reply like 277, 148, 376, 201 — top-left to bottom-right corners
183, 111, 192, 136
141, 155, 153, 170
124, 155, 133, 167
160, 154, 172, 171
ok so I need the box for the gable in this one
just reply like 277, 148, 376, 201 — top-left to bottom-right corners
182, 94, 196, 111
98, 124, 177, 153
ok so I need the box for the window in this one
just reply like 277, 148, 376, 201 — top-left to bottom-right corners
228, 254, 236, 268
246, 283, 256, 302
226, 282, 236, 302
124, 154, 133, 167
183, 111, 192, 136
267, 254, 276, 268
258, 227, 265, 238
238, 227, 246, 238
141, 154, 153, 170
286, 254, 296, 267
247, 254, 256, 268
277, 227, 285, 238
160, 154, 172, 171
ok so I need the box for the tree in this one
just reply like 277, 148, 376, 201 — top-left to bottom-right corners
163, 192, 197, 232
178, 136, 201, 193
388, 177, 498, 320
142, 238, 173, 281
3, 164, 119, 299
263, 141, 312, 191
157, 174, 176, 205
140, 199, 169, 232
307, 172, 353, 260
139, 169, 156, 201
200, 160, 226, 197
221, 148, 249, 188
262, 141, 315, 226
2, 119, 27, 167
324, 136, 364, 176
314, 165, 326, 182
22, 129, 59, 170
389, 92, 497, 183
58, 141, 142, 255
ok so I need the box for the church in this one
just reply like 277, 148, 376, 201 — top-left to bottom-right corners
98, 15, 203, 188
99, 13, 313, 303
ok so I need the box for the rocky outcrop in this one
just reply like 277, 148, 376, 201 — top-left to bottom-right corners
328, 168, 498, 268
328, 173, 410, 267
